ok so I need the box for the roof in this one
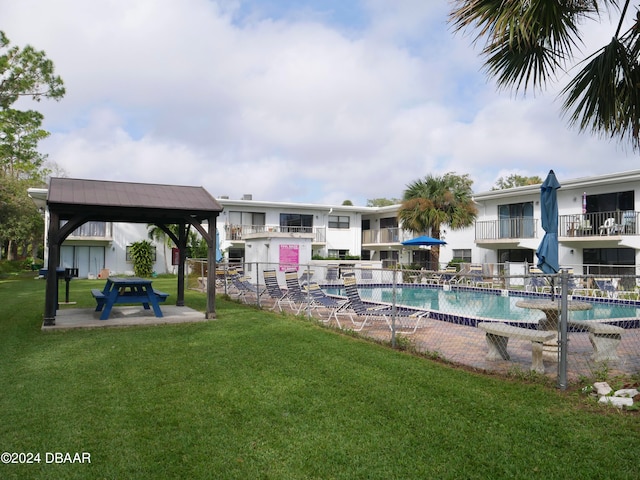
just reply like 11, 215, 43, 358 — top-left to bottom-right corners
473, 169, 640, 202
47, 177, 223, 223
217, 197, 373, 213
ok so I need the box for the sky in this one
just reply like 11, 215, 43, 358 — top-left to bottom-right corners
2, 0, 637, 205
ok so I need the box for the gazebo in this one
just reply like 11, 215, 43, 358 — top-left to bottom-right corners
42, 178, 223, 326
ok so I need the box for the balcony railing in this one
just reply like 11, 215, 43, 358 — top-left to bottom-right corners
475, 211, 639, 241
224, 224, 326, 243
66, 221, 112, 239
475, 218, 538, 241
361, 228, 417, 245
559, 211, 638, 237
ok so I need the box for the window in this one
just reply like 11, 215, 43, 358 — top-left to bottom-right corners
583, 248, 635, 271
498, 202, 534, 238
585, 191, 634, 213
280, 213, 313, 232
329, 215, 349, 229
227, 248, 244, 262
452, 249, 472, 263
62, 220, 109, 237
584, 247, 635, 288
497, 249, 534, 264
411, 250, 433, 269
379, 217, 399, 242
328, 249, 349, 259
380, 250, 399, 268
380, 217, 398, 229
228, 211, 265, 226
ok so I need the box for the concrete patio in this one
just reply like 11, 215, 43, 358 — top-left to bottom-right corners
42, 305, 208, 331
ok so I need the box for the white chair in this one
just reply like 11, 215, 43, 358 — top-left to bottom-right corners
599, 218, 621, 235
578, 218, 592, 235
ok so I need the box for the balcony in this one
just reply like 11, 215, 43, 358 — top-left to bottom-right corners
66, 221, 113, 241
475, 218, 538, 243
362, 228, 416, 246
224, 224, 326, 243
559, 211, 638, 238
475, 211, 639, 245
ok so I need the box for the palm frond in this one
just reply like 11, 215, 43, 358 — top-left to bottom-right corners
398, 173, 477, 236
449, 0, 617, 91
561, 24, 640, 149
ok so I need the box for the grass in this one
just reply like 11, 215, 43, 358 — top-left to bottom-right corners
1, 273, 639, 479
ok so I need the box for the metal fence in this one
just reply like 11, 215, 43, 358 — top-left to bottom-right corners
186, 259, 640, 388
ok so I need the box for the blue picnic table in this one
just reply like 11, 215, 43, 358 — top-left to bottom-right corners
92, 277, 169, 320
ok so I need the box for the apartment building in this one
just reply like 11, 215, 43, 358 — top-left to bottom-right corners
216, 196, 364, 263
471, 169, 640, 276
30, 169, 640, 277
217, 169, 640, 275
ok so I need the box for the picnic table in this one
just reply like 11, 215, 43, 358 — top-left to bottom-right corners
515, 298, 592, 361
92, 277, 169, 320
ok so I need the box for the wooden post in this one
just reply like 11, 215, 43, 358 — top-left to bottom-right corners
43, 211, 60, 326
176, 222, 187, 307
206, 216, 217, 319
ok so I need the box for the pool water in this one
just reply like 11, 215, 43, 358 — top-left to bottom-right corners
325, 285, 640, 323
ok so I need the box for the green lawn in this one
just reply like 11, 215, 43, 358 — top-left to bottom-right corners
1, 273, 638, 479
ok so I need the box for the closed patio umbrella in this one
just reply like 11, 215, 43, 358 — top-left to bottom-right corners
536, 170, 561, 274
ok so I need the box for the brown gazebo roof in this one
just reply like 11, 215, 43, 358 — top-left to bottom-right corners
47, 177, 222, 222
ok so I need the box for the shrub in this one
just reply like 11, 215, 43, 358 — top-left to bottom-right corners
129, 240, 154, 277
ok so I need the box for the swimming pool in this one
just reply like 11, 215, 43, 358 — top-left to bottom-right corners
324, 284, 640, 326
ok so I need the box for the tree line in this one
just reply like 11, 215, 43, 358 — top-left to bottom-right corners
0, 31, 65, 261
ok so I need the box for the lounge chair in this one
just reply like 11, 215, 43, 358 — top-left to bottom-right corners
438, 266, 459, 285
341, 273, 429, 334
593, 278, 618, 298
526, 275, 551, 293
526, 267, 551, 293
325, 265, 339, 283
304, 282, 348, 323
467, 264, 487, 287
228, 268, 265, 303
361, 266, 373, 283
298, 269, 314, 286
263, 269, 294, 311
284, 270, 311, 314
552, 268, 582, 295
215, 269, 228, 288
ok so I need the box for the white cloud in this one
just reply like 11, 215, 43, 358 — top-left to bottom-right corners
2, 0, 636, 205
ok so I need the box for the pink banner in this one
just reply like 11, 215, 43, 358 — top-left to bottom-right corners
279, 244, 299, 271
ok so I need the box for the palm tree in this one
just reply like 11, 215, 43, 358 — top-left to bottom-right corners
147, 224, 174, 274
398, 172, 478, 269
450, 1, 640, 150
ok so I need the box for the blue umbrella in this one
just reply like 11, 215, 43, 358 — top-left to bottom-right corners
536, 170, 561, 274
401, 235, 446, 246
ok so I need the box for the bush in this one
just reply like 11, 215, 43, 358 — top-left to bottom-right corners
129, 240, 154, 277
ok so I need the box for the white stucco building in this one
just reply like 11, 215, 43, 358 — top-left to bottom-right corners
30, 169, 640, 278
